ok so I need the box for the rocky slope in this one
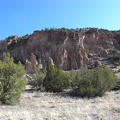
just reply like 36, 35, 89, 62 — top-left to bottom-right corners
0, 28, 120, 72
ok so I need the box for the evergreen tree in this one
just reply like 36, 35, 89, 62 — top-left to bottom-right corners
43, 65, 70, 92
0, 52, 27, 105
71, 66, 116, 97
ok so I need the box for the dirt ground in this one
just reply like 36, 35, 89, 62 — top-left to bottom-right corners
0, 89, 120, 120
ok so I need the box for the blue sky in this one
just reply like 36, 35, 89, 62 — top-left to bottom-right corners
0, 0, 120, 40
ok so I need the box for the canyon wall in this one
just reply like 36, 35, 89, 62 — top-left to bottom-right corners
0, 28, 120, 72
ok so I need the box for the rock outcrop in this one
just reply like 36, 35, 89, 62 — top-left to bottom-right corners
0, 28, 120, 72
25, 53, 38, 73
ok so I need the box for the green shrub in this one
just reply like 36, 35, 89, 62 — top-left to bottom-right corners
0, 52, 27, 105
43, 65, 70, 92
71, 67, 94, 96
28, 69, 46, 90
68, 70, 79, 88
92, 66, 116, 96
113, 78, 120, 90
71, 66, 116, 97
108, 50, 120, 61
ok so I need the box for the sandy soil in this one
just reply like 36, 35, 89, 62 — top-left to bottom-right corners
0, 90, 120, 120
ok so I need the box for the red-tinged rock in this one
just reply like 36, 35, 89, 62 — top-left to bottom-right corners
0, 28, 120, 72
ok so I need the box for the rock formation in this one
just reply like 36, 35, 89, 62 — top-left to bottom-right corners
0, 28, 120, 72
25, 53, 38, 73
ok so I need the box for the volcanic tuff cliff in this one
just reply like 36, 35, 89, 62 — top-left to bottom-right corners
0, 28, 120, 72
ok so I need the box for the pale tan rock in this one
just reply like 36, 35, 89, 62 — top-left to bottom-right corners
25, 53, 38, 73
25, 59, 33, 73
0, 28, 120, 71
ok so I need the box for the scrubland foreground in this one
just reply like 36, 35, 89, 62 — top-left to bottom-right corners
0, 90, 120, 120
1, 28, 120, 119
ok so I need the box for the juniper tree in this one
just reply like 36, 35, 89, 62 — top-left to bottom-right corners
0, 52, 27, 105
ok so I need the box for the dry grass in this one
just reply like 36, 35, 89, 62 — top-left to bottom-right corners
0, 90, 120, 120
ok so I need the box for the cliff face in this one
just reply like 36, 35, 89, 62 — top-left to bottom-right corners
0, 28, 120, 72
